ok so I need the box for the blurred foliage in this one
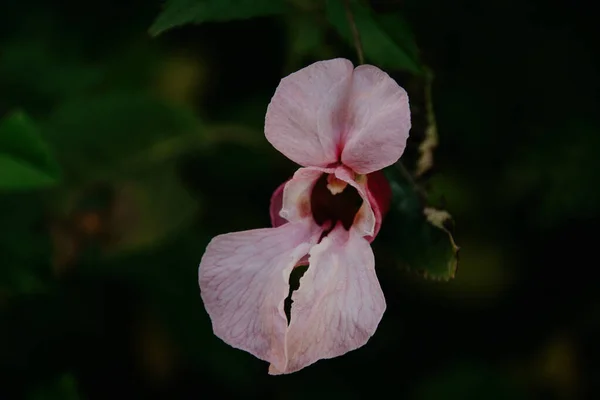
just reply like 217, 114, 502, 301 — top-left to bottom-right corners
0, 0, 599, 399
150, 0, 287, 36
326, 0, 422, 73
42, 91, 201, 181
0, 112, 61, 190
411, 362, 528, 400
0, 192, 53, 296
26, 373, 81, 400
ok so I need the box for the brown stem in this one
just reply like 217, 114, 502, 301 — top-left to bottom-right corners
343, 0, 364, 64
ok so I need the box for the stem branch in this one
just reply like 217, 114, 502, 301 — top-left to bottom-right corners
343, 0, 364, 64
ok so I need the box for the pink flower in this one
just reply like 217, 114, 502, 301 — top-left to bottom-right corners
198, 58, 411, 374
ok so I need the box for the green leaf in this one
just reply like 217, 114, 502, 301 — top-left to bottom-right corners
325, 0, 422, 74
149, 0, 286, 36
0, 111, 61, 190
377, 165, 459, 280
375, 13, 421, 67
42, 91, 202, 181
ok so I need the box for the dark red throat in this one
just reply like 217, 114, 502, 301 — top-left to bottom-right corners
310, 174, 363, 231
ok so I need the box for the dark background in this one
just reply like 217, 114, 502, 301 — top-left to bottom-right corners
1, 0, 599, 398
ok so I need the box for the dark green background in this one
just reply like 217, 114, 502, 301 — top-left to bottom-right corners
1, 0, 598, 398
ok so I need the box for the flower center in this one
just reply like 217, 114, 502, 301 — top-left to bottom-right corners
326, 174, 348, 194
310, 173, 363, 230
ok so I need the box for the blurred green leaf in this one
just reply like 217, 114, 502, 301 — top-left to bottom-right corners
284, 13, 332, 71
0, 192, 52, 295
412, 362, 528, 400
27, 373, 81, 400
0, 111, 61, 190
288, 15, 323, 57
43, 91, 202, 181
107, 163, 199, 254
0, 264, 49, 297
40, 90, 204, 253
150, 0, 286, 36
377, 165, 459, 280
326, 0, 422, 74
376, 13, 421, 67
210, 94, 273, 132
0, 38, 103, 110
505, 117, 600, 227
83, 231, 264, 387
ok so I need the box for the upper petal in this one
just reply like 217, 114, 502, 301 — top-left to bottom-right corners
270, 225, 386, 374
340, 65, 411, 174
199, 220, 323, 372
265, 58, 354, 167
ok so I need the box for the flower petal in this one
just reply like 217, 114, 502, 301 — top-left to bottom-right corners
199, 220, 323, 372
341, 65, 411, 174
333, 166, 376, 239
270, 225, 386, 374
276, 166, 386, 241
269, 181, 287, 228
280, 167, 333, 223
265, 58, 354, 167
364, 170, 392, 242
365, 170, 392, 219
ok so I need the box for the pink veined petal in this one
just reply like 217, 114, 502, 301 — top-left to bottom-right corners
269, 224, 386, 375
333, 166, 376, 239
265, 58, 354, 167
280, 167, 334, 223
269, 181, 288, 228
340, 65, 411, 174
269, 179, 311, 268
199, 220, 323, 373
